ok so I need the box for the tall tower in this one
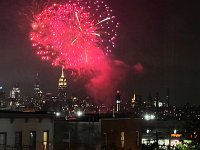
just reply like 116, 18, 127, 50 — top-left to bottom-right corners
166, 88, 170, 107
131, 93, 136, 108
10, 83, 20, 100
33, 73, 43, 103
34, 73, 40, 96
58, 67, 67, 104
116, 90, 121, 112
0, 86, 5, 107
154, 92, 159, 108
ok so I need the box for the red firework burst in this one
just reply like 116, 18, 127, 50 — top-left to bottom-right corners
29, 0, 118, 70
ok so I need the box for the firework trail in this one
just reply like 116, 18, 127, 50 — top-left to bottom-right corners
29, 0, 119, 70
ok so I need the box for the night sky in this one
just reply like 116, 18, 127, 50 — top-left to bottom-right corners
0, 0, 200, 105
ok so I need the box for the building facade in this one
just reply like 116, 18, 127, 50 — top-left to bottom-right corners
101, 118, 142, 150
0, 111, 54, 150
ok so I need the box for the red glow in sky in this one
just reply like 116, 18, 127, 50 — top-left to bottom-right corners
133, 63, 144, 74
85, 59, 128, 104
30, 0, 118, 70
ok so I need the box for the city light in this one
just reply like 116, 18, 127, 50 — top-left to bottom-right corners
146, 129, 150, 134
144, 114, 155, 120
55, 112, 61, 117
174, 129, 177, 134
76, 110, 83, 117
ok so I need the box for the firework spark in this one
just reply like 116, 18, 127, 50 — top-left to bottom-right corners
29, 0, 119, 70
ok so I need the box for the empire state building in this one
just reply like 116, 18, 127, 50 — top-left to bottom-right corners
58, 67, 67, 104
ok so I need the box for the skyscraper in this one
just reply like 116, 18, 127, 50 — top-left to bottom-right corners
10, 83, 20, 100
116, 90, 121, 112
154, 92, 159, 108
166, 88, 170, 107
58, 67, 67, 106
34, 73, 39, 94
0, 86, 5, 107
33, 73, 43, 105
33, 73, 42, 97
131, 93, 136, 108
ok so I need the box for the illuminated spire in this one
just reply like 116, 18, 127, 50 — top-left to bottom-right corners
131, 93, 136, 108
61, 66, 64, 78
58, 66, 67, 105
58, 66, 67, 90
131, 93, 136, 104
116, 90, 121, 112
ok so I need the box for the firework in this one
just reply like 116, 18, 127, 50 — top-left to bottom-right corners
29, 0, 119, 70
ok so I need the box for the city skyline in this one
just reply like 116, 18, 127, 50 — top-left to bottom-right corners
0, 0, 200, 105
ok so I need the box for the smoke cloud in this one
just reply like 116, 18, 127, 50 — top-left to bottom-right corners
133, 63, 144, 74
85, 58, 129, 105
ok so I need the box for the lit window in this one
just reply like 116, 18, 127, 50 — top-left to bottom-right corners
29, 131, 36, 150
43, 131, 49, 150
121, 132, 125, 148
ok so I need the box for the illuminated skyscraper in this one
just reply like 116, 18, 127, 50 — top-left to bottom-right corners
0, 86, 5, 106
116, 90, 121, 112
34, 73, 43, 97
10, 83, 20, 100
34, 73, 40, 94
131, 93, 136, 108
58, 67, 67, 105
33, 73, 43, 105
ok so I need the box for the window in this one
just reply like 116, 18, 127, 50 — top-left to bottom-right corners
29, 131, 36, 150
15, 132, 22, 150
43, 131, 49, 150
121, 132, 125, 148
136, 131, 140, 146
0, 132, 7, 150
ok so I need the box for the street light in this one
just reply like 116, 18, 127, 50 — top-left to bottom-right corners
76, 110, 83, 117
55, 112, 61, 117
144, 114, 155, 120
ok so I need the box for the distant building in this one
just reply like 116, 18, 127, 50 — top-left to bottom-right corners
42, 93, 58, 111
143, 93, 153, 108
166, 88, 170, 107
141, 119, 185, 149
131, 93, 136, 108
154, 92, 159, 108
101, 118, 142, 150
0, 86, 5, 107
153, 101, 166, 108
116, 90, 121, 112
0, 111, 54, 150
58, 67, 67, 106
10, 83, 20, 101
33, 73, 43, 100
